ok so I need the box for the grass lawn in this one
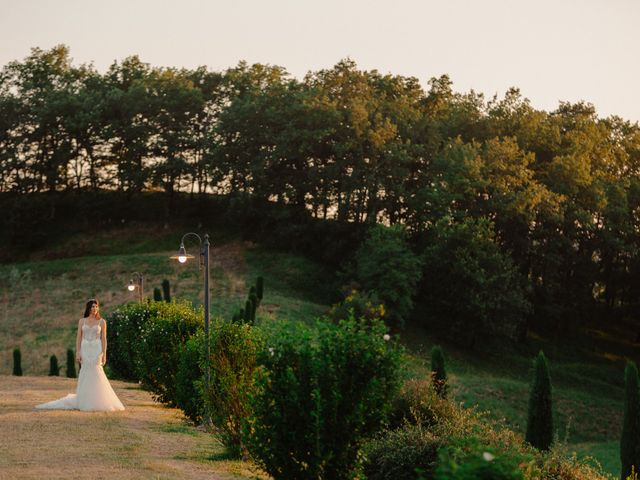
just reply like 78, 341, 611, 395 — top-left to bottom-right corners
0, 375, 267, 479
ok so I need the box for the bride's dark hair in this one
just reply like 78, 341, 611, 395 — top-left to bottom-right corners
83, 299, 101, 319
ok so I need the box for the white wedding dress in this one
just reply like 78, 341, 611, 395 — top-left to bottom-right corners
36, 318, 125, 412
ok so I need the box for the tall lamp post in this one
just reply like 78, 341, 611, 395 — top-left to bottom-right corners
127, 272, 144, 303
170, 233, 210, 392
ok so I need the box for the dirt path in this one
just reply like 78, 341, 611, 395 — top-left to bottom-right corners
0, 375, 267, 480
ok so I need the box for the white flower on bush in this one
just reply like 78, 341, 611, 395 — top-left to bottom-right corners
482, 452, 495, 462
268, 347, 275, 356
383, 334, 391, 342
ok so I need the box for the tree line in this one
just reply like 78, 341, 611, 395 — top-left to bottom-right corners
2, 45, 640, 337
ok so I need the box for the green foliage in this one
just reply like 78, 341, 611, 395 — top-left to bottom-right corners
106, 302, 153, 380
621, 361, 640, 480
3, 48, 640, 339
353, 224, 423, 327
328, 289, 385, 323
231, 277, 263, 324
48, 355, 60, 376
12, 348, 22, 376
244, 300, 252, 323
430, 345, 447, 398
66, 349, 77, 378
245, 315, 403, 479
106, 299, 202, 405
366, 377, 608, 480
162, 279, 171, 302
525, 351, 553, 451
133, 300, 203, 405
420, 217, 531, 345
363, 424, 440, 480
153, 287, 162, 301
256, 276, 264, 301
434, 436, 527, 480
175, 332, 205, 424
202, 318, 262, 457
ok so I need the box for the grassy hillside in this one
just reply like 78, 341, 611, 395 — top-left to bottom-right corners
1, 222, 634, 478
0, 222, 335, 376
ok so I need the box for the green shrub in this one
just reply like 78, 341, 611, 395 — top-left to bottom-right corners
162, 279, 171, 302
175, 331, 205, 424
48, 355, 60, 376
245, 315, 402, 479
621, 361, 640, 480
153, 287, 162, 301
244, 300, 252, 323
106, 302, 153, 380
106, 299, 202, 400
431, 345, 447, 398
328, 289, 385, 323
387, 378, 468, 432
201, 318, 262, 457
12, 348, 22, 376
525, 351, 553, 451
66, 349, 77, 378
134, 300, 203, 405
369, 378, 608, 480
363, 424, 441, 480
434, 436, 528, 480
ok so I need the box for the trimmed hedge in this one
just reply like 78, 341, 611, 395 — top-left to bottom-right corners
106, 300, 203, 405
245, 315, 402, 479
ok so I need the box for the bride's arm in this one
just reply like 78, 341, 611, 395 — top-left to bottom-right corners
75, 319, 82, 363
101, 319, 107, 365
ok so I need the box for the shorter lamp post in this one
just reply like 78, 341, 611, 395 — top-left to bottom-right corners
127, 272, 144, 303
170, 233, 210, 392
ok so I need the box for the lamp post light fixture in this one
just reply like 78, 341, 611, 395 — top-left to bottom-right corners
127, 272, 144, 303
170, 233, 210, 392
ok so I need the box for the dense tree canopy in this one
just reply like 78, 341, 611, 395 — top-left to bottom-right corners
3, 45, 640, 336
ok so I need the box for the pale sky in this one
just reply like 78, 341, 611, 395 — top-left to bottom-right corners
1, 0, 639, 122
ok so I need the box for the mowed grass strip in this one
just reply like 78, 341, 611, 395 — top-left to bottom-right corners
0, 375, 268, 480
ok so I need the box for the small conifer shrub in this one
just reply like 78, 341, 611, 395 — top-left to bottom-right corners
49, 355, 60, 376
153, 287, 162, 301
13, 348, 22, 376
162, 279, 171, 303
430, 345, 447, 397
66, 349, 77, 378
525, 350, 553, 451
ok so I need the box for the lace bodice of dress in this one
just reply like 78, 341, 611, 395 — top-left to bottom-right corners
82, 319, 102, 342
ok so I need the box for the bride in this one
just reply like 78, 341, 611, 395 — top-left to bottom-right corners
36, 299, 125, 412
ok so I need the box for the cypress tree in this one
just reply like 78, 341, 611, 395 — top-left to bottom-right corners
162, 279, 171, 302
153, 287, 163, 301
66, 349, 77, 378
621, 361, 640, 480
49, 355, 60, 376
256, 276, 264, 302
249, 293, 258, 323
525, 350, 553, 450
12, 348, 22, 376
244, 301, 252, 323
430, 345, 447, 397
